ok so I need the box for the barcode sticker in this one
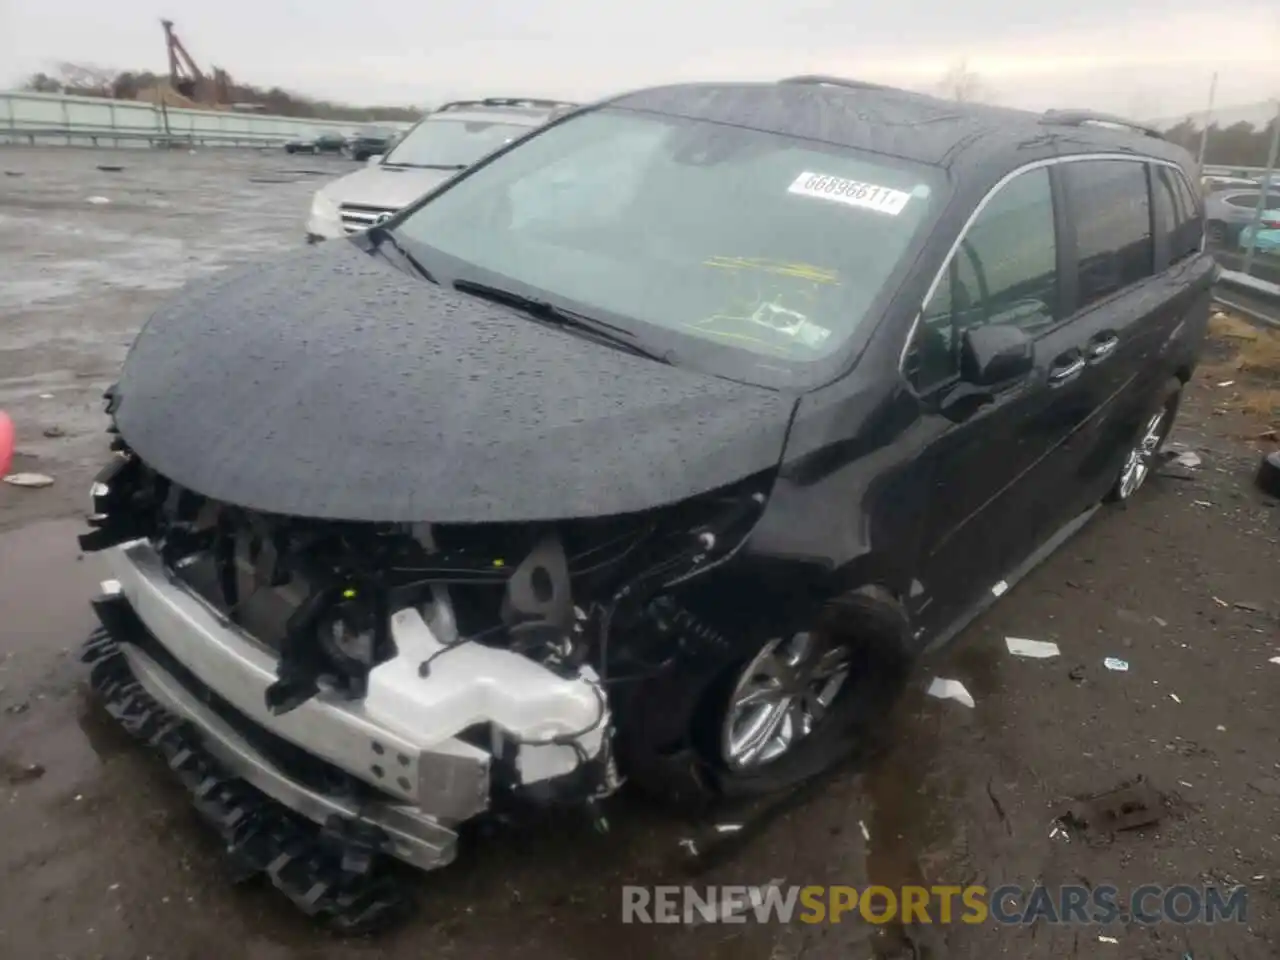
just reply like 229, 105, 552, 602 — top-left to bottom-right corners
787, 171, 912, 215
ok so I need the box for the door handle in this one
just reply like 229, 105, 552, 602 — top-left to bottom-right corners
1048, 356, 1085, 384
1087, 336, 1119, 360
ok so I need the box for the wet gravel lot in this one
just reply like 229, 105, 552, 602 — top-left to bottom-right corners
1, 146, 1279, 960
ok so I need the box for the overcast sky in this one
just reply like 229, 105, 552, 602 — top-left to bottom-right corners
3, 1, 1278, 119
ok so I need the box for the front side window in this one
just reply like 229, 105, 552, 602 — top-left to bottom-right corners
1063, 160, 1153, 308
906, 167, 1057, 389
394, 108, 943, 387
382, 117, 534, 170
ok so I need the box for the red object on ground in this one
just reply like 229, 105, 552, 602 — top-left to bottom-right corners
0, 411, 14, 478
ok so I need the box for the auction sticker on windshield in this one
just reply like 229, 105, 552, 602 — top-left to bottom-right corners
787, 172, 912, 215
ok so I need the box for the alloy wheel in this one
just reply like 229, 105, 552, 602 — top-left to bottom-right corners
721, 630, 851, 770
1117, 409, 1168, 500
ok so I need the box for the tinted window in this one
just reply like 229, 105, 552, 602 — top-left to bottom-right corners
1064, 161, 1153, 308
906, 167, 1056, 389
1153, 165, 1203, 262
397, 109, 943, 388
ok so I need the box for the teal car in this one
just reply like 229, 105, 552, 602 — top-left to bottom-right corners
1238, 210, 1280, 253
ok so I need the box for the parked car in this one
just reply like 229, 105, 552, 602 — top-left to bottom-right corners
345, 124, 399, 162
305, 98, 575, 241
284, 129, 347, 155
79, 77, 1212, 928
1238, 209, 1280, 253
1205, 188, 1280, 245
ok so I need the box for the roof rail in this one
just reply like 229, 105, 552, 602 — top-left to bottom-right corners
435, 97, 578, 113
778, 74, 891, 92
1040, 109, 1163, 139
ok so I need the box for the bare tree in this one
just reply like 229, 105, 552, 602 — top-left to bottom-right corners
937, 59, 987, 103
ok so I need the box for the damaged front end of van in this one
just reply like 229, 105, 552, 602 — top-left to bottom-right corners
76, 245, 808, 929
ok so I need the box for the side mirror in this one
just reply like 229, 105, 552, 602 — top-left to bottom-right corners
960, 324, 1034, 387
366, 154, 384, 167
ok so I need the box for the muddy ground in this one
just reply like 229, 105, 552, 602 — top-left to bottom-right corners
1, 147, 1279, 960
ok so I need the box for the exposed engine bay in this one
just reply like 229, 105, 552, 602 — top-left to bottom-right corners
79, 401, 772, 924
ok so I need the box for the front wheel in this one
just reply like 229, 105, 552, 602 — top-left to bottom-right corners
699, 590, 911, 798
1106, 379, 1181, 502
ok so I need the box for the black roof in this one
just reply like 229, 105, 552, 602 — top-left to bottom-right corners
605, 77, 1192, 172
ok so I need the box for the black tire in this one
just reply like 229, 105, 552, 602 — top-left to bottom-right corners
696, 587, 911, 799
1257, 451, 1280, 498
1105, 378, 1182, 503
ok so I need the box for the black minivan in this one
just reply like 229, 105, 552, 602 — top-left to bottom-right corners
82, 76, 1212, 925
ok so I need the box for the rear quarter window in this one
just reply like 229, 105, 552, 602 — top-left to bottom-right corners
1152, 164, 1204, 263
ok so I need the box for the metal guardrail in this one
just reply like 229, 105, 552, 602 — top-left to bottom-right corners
0, 90, 401, 148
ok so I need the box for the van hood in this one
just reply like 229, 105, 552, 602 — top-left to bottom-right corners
318, 164, 456, 212
111, 240, 796, 523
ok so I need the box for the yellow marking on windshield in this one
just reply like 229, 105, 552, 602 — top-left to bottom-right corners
702, 256, 839, 285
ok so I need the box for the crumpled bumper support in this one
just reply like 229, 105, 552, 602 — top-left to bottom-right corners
81, 626, 409, 932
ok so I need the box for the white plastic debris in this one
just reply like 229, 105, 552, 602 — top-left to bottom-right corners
1192, 500, 1212, 507
1269, 657, 1280, 666
859, 820, 871, 842
1217, 380, 1235, 387
3, 473, 55, 488
1217, 725, 1227, 731
926, 678, 975, 708
1172, 451, 1202, 468
86, 195, 111, 204
1169, 693, 1182, 704
1005, 637, 1061, 659
38, 393, 54, 399
1179, 780, 1194, 788
991, 580, 1009, 597
1103, 657, 1130, 672
678, 838, 698, 855
715, 823, 743, 834
1098, 935, 1119, 944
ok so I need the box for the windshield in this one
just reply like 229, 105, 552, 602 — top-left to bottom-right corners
393, 109, 942, 387
383, 117, 534, 169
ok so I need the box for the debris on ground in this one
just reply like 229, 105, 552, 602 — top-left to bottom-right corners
2, 473, 55, 488
1152, 615, 1169, 627
1062, 776, 1165, 838
714, 823, 742, 834
1, 761, 46, 786
1171, 451, 1202, 468
1233, 600, 1265, 613
678, 838, 698, 856
1169, 693, 1182, 704
1212, 596, 1230, 607
1098, 935, 1119, 944
926, 678, 976, 708
86, 196, 111, 205
1257, 451, 1280, 497
37, 393, 54, 400
1216, 380, 1236, 388
1192, 499, 1213, 507
41, 426, 65, 439
1269, 656, 1280, 666
991, 580, 1008, 597
1068, 664, 1087, 682
1005, 637, 1061, 659
95, 165, 124, 173
859, 820, 870, 842
1103, 657, 1130, 672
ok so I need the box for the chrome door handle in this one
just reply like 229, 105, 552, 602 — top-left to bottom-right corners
1049, 357, 1086, 383
1088, 336, 1119, 360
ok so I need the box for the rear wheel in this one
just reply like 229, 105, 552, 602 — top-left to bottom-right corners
1107, 379, 1181, 502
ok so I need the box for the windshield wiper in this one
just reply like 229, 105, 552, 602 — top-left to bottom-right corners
381, 162, 467, 171
366, 224, 436, 284
452, 279, 673, 364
